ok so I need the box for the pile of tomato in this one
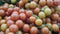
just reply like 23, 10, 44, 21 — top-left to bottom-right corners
0, 0, 60, 34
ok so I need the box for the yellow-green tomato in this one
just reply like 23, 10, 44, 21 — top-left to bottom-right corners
11, 0, 17, 4
16, 31, 23, 34
44, 8, 52, 16
38, 12, 45, 19
56, 5, 60, 12
35, 19, 43, 26
25, 3, 30, 9
1, 24, 7, 31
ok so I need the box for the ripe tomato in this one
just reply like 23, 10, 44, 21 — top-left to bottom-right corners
39, 0, 46, 6
14, 7, 20, 11
25, 3, 30, 9
5, 28, 10, 34
29, 16, 36, 24
33, 0, 39, 3
45, 18, 51, 23
21, 0, 28, 4
23, 24, 30, 32
16, 31, 23, 34
0, 10, 5, 16
9, 24, 18, 32
16, 20, 24, 28
7, 20, 14, 27
19, 13, 26, 21
26, 10, 33, 17
35, 19, 43, 26
41, 27, 50, 34
30, 26, 38, 34
9, 4, 14, 8
7, 32, 14, 34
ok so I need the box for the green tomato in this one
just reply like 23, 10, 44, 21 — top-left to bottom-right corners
16, 31, 23, 34
11, 0, 17, 4
35, 19, 43, 26
44, 8, 52, 16
43, 5, 49, 9
38, 12, 46, 19
1, 24, 7, 31
56, 5, 60, 12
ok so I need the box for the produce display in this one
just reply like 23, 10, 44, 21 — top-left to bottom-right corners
0, 0, 60, 34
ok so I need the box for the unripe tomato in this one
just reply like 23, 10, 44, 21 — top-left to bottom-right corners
30, 26, 38, 34
1, 24, 7, 31
39, 0, 46, 6
21, 0, 28, 4
35, 19, 43, 26
56, 5, 60, 12
16, 31, 23, 34
9, 4, 14, 8
41, 27, 50, 34
23, 24, 30, 32
38, 12, 45, 19
25, 3, 30, 9
9, 24, 18, 32
11, 0, 17, 4
29, 16, 36, 24
0, 31, 4, 34
52, 24, 59, 32
16, 20, 24, 28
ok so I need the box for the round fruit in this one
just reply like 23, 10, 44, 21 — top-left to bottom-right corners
33, 0, 38, 3
0, 31, 4, 34
9, 24, 18, 32
41, 27, 50, 34
33, 8, 40, 15
52, 24, 59, 32
23, 24, 30, 32
11, 0, 17, 4
45, 18, 51, 23
30, 26, 38, 34
39, 0, 46, 6
25, 3, 30, 9
9, 4, 14, 8
5, 28, 10, 34
7, 20, 14, 27
51, 14, 59, 20
5, 16, 11, 21
57, 17, 60, 23
35, 19, 43, 26
1, 24, 7, 31
46, 0, 53, 6
29, 16, 36, 23
22, 0, 28, 4
14, 7, 20, 11
16, 31, 23, 34
16, 20, 24, 28
19, 13, 26, 20
44, 8, 52, 16
0, 10, 5, 16
26, 10, 33, 17
7, 32, 14, 34
38, 12, 45, 19
11, 11, 19, 21
0, 16, 2, 20
56, 5, 60, 12
30, 1, 37, 9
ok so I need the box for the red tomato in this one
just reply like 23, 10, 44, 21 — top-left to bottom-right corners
0, 10, 5, 16
26, 10, 33, 17
7, 20, 14, 27
29, 16, 36, 24
21, 0, 28, 4
5, 28, 10, 34
14, 7, 20, 11
16, 20, 24, 28
9, 24, 18, 32
23, 24, 30, 33
30, 26, 38, 34
19, 13, 26, 21
47, 0, 53, 7
7, 32, 14, 34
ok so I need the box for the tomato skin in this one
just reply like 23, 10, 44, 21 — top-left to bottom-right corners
9, 24, 18, 32
26, 10, 33, 17
14, 7, 20, 11
7, 32, 14, 34
29, 16, 36, 24
7, 20, 14, 27
21, 0, 28, 4
16, 20, 24, 28
23, 24, 30, 33
5, 28, 10, 34
30, 26, 38, 34
19, 13, 26, 21
0, 10, 5, 16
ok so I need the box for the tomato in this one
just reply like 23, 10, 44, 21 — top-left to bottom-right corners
0, 10, 5, 16
41, 27, 50, 34
0, 31, 4, 34
16, 20, 24, 28
11, 11, 19, 21
1, 24, 7, 31
25, 3, 30, 9
19, 1, 24, 8
39, 0, 46, 6
9, 4, 14, 8
44, 8, 52, 16
5, 16, 11, 21
0, 19, 6, 25
46, 0, 53, 7
0, 6, 3, 10
9, 24, 18, 32
35, 19, 43, 26
7, 20, 14, 27
51, 20, 57, 24
0, 16, 2, 20
26, 10, 33, 17
29, 16, 36, 24
23, 24, 30, 32
57, 17, 60, 23
33, 8, 40, 15
11, 0, 17, 4
51, 14, 59, 20
33, 0, 38, 3
21, 0, 28, 4
14, 7, 20, 11
19, 13, 26, 21
52, 24, 59, 32
16, 31, 23, 34
5, 28, 10, 34
30, 1, 37, 9
7, 32, 14, 34
56, 5, 60, 12
38, 12, 45, 19
45, 18, 51, 23
30, 26, 38, 34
